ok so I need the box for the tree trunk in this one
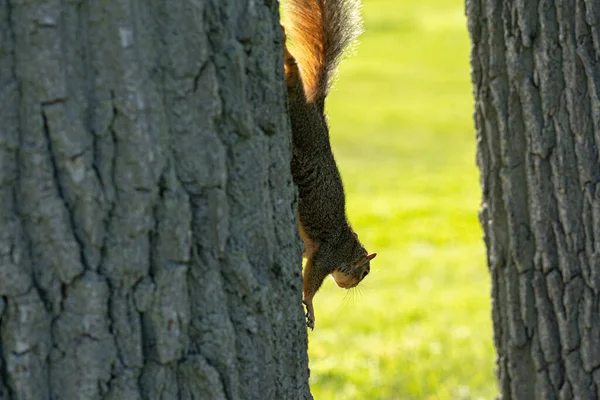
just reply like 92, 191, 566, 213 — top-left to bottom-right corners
0, 0, 311, 399
467, 0, 600, 398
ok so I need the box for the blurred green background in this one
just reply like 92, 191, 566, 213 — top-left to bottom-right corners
289, 0, 497, 398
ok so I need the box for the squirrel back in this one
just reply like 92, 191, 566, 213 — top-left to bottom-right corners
284, 0, 363, 105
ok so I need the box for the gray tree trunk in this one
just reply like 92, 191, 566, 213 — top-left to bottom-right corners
468, 0, 600, 399
0, 0, 311, 399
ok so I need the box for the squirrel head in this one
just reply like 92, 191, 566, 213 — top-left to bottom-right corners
329, 230, 377, 289
331, 252, 376, 289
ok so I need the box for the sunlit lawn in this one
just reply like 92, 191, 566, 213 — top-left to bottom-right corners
304, 0, 497, 398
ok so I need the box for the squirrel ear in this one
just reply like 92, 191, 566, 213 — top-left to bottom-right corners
366, 252, 377, 261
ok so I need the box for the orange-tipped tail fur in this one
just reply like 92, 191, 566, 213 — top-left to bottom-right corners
283, 0, 363, 103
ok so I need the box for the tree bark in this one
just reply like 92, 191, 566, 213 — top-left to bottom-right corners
0, 0, 311, 399
468, 0, 600, 398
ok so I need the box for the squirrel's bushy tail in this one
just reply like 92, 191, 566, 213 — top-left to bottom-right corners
284, 0, 363, 104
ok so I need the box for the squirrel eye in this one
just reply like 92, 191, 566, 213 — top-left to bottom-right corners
362, 270, 369, 279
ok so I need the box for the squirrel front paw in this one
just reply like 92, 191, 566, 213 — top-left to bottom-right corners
303, 299, 315, 330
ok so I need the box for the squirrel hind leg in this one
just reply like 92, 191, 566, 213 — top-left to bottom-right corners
282, 27, 301, 91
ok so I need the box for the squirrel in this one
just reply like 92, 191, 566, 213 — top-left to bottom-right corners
282, 0, 377, 330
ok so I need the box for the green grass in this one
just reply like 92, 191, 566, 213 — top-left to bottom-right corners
302, 0, 497, 398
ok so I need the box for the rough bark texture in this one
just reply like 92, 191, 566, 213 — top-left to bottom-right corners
0, 0, 311, 399
468, 0, 600, 398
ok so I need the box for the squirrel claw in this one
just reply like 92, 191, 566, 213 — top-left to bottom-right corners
306, 317, 314, 330
305, 310, 314, 330
303, 299, 315, 330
